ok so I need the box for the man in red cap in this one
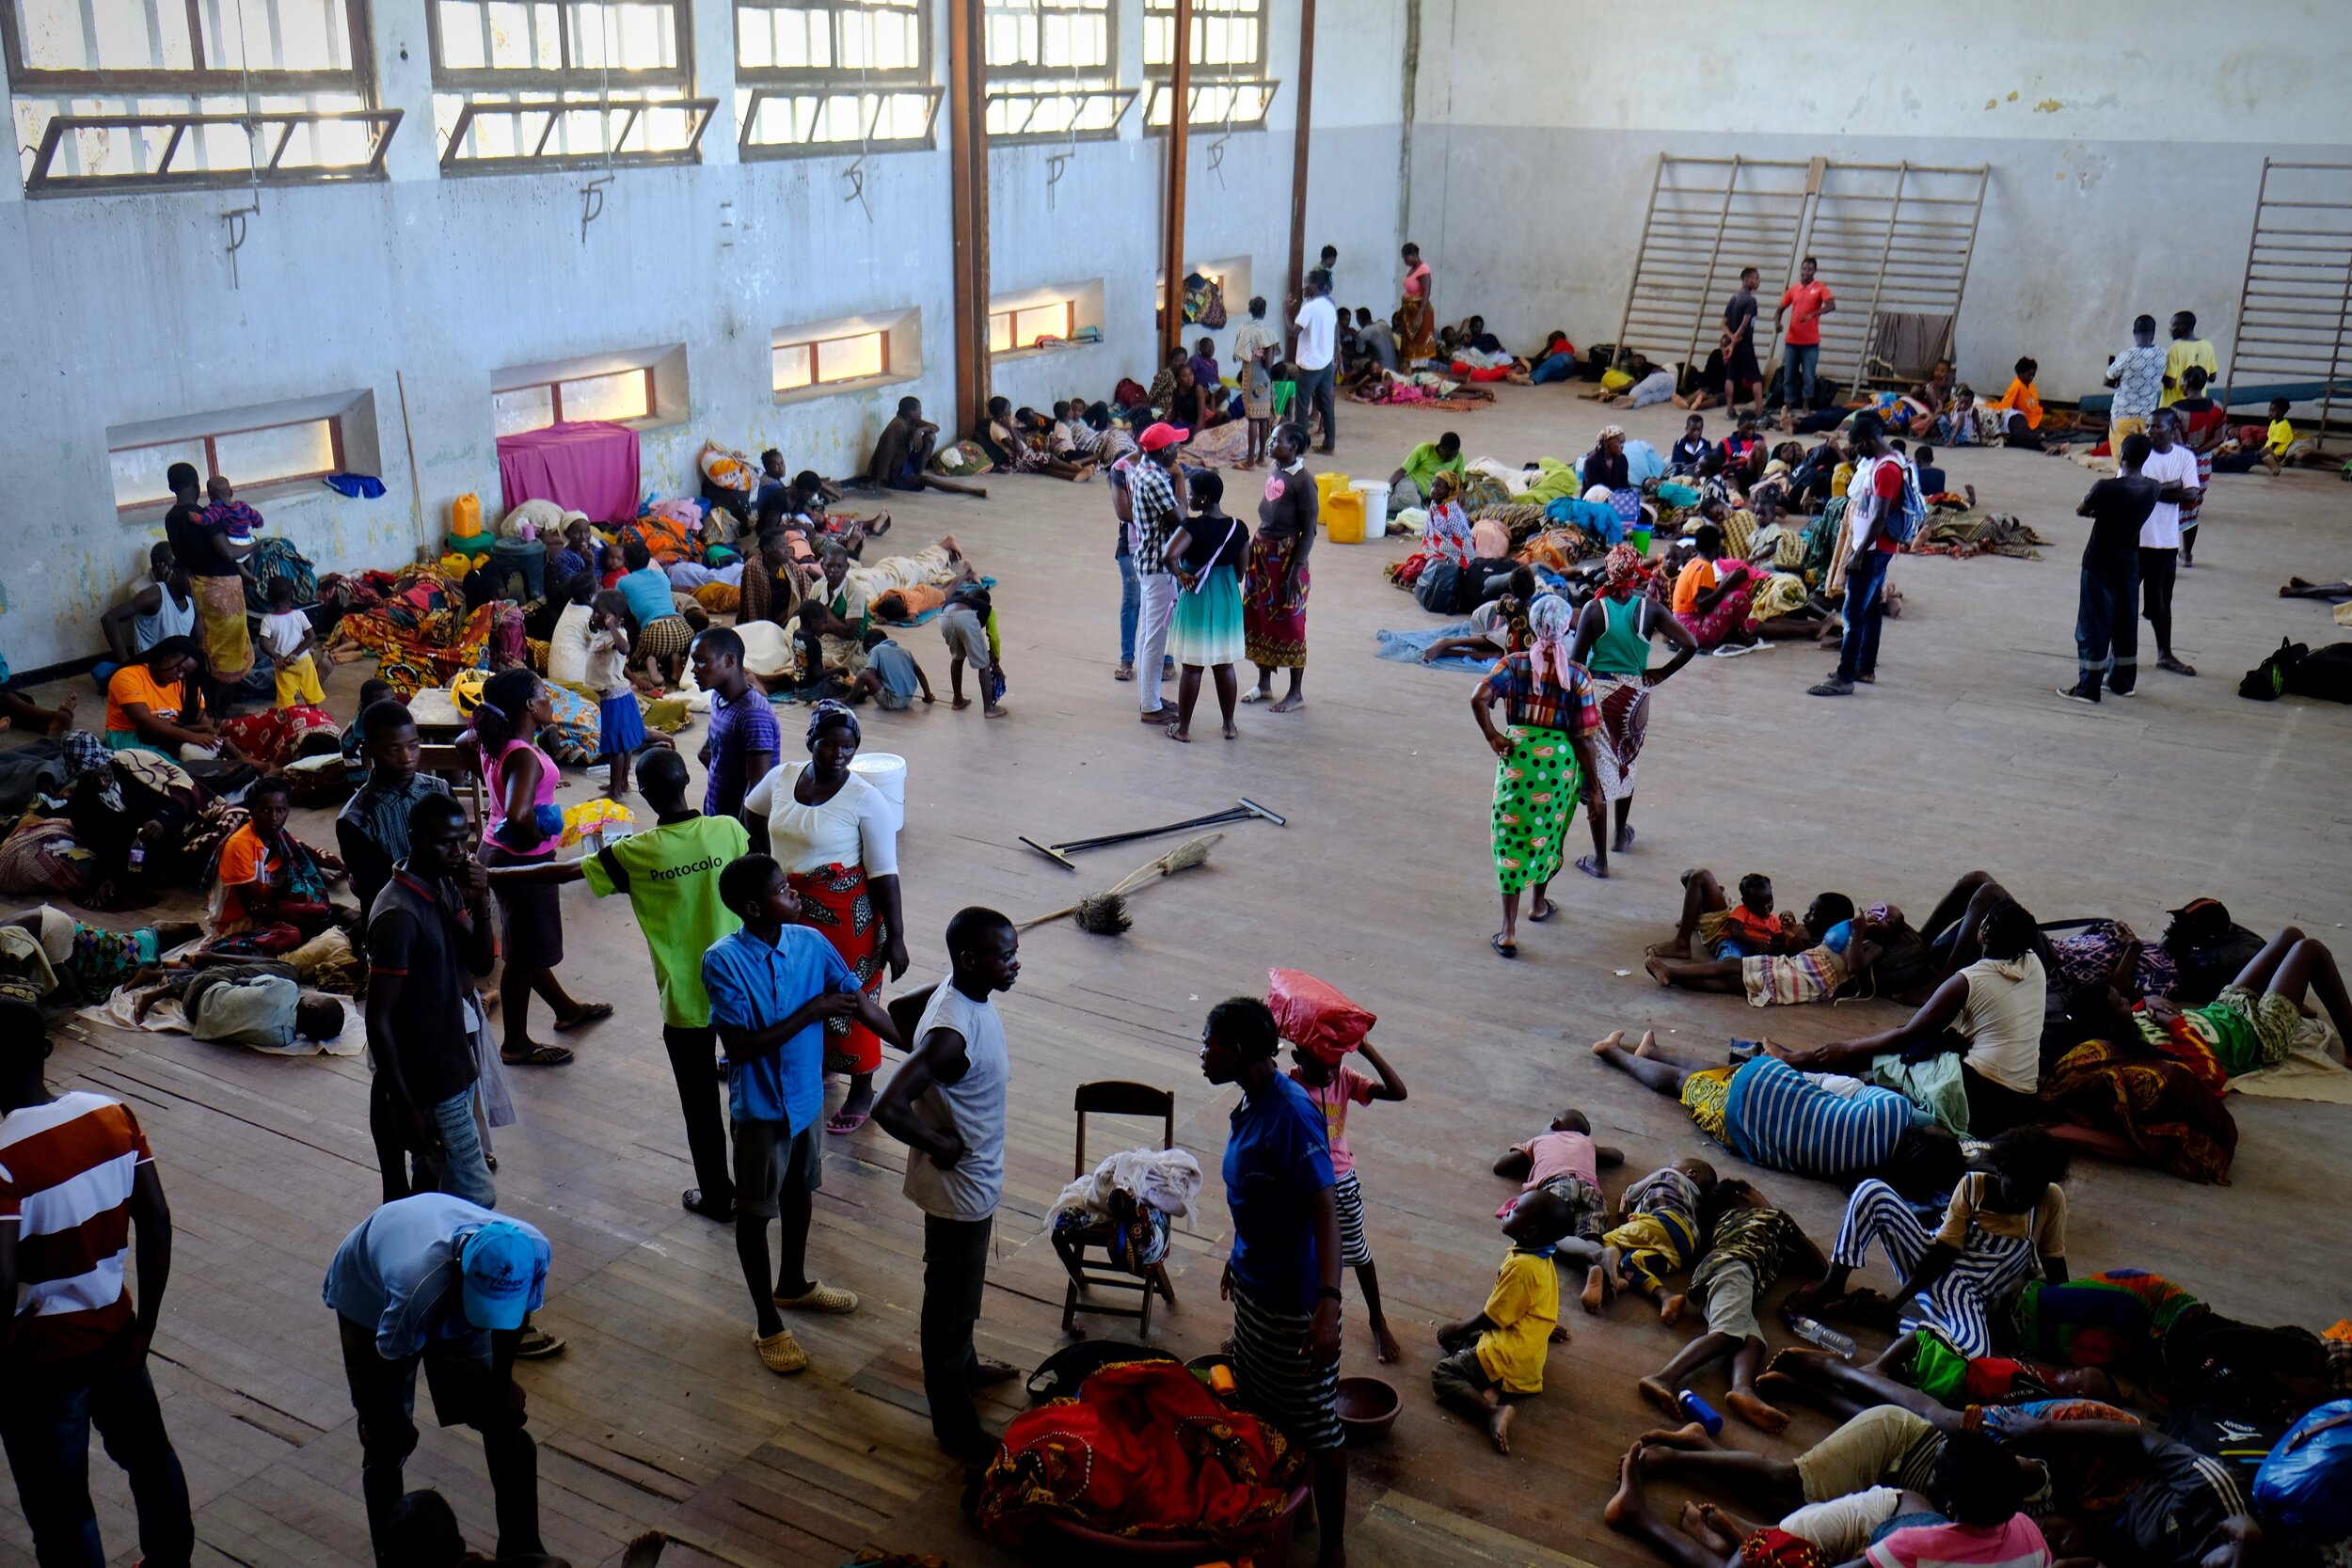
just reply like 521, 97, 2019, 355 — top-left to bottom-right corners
1129, 421, 1190, 723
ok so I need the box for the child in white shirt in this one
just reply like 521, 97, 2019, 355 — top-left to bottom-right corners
258, 578, 323, 707
586, 590, 644, 799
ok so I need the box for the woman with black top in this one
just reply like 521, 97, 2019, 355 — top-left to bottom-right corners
1160, 471, 1251, 742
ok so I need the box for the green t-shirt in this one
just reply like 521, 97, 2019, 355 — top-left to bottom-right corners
580, 812, 750, 1026
2137, 1002, 2259, 1078
1401, 441, 1465, 491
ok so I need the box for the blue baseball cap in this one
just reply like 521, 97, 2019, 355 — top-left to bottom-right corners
459, 1222, 537, 1331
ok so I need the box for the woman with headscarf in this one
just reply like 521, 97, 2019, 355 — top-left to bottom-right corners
1470, 594, 1603, 958
1569, 546, 1697, 876
744, 700, 907, 1133
467, 668, 610, 1067
1244, 421, 1316, 712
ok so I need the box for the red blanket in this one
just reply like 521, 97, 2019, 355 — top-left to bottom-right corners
972, 1360, 1304, 1549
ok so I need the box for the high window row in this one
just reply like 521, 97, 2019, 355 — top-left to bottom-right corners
6, 0, 1274, 191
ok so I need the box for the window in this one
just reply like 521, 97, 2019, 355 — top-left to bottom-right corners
5, 0, 397, 193
1141, 0, 1272, 130
109, 415, 342, 512
773, 329, 887, 392
982, 0, 1131, 142
989, 301, 1073, 355
1144, 79, 1277, 130
735, 0, 940, 157
1143, 0, 1263, 75
431, 0, 715, 170
492, 368, 656, 435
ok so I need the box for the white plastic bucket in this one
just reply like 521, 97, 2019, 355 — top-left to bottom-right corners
1350, 479, 1391, 540
850, 751, 907, 832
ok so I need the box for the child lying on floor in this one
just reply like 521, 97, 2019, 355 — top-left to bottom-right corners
1432, 1185, 1577, 1454
1641, 1179, 1828, 1434
1586, 1158, 1717, 1315
1645, 869, 1809, 961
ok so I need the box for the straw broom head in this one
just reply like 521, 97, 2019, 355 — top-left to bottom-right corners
1104, 832, 1224, 896
1073, 892, 1133, 935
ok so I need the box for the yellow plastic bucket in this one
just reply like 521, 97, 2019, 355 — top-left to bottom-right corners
1324, 489, 1367, 544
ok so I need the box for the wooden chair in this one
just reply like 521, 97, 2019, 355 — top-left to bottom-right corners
1053, 1080, 1180, 1338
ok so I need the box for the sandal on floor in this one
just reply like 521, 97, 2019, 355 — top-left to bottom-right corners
1575, 854, 1609, 879
825, 1109, 871, 1134
1490, 934, 1518, 959
1527, 897, 1557, 924
553, 1002, 613, 1032
1113, 662, 1135, 681
501, 1043, 575, 1067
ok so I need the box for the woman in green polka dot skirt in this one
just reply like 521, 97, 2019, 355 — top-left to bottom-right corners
1470, 594, 1603, 958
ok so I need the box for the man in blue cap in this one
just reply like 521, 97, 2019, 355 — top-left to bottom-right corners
324, 1195, 552, 1566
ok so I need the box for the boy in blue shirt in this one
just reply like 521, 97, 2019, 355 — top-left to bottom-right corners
703, 853, 904, 1375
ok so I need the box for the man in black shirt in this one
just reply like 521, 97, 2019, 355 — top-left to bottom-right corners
1723, 266, 1764, 415
366, 792, 499, 1206
2060, 432, 2156, 705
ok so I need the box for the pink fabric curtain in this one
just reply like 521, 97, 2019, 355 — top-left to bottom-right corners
496, 421, 642, 523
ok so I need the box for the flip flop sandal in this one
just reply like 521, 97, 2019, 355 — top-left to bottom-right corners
1575, 854, 1609, 879
825, 1109, 871, 1134
1527, 898, 1558, 923
501, 1043, 575, 1067
553, 1002, 614, 1032
1490, 934, 1518, 959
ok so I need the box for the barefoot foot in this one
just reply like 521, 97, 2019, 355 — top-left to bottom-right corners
1644, 956, 1676, 988
1590, 1028, 1626, 1056
1374, 1321, 1402, 1365
1659, 1292, 1686, 1327
1487, 1402, 1515, 1454
1582, 1265, 1611, 1314
1632, 1420, 1713, 1450
1637, 1375, 1679, 1417
1725, 1387, 1792, 1433
1603, 1449, 1644, 1528
1634, 1029, 1659, 1057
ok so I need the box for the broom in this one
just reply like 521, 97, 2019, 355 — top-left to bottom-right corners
1017, 832, 1225, 934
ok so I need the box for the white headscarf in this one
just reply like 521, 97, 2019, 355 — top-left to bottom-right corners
1527, 592, 1576, 688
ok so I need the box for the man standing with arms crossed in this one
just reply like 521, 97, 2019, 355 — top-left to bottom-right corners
1294, 268, 1341, 455
1773, 256, 1836, 424
1130, 422, 1191, 727
872, 908, 1022, 1464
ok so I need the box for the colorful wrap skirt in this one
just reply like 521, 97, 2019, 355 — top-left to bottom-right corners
791, 861, 884, 1075
1491, 724, 1581, 895
1243, 534, 1309, 669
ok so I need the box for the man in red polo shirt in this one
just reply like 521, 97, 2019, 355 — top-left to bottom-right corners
1773, 256, 1837, 420
0, 999, 193, 1568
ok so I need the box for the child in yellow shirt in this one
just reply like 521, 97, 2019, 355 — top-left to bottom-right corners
1432, 1185, 1576, 1453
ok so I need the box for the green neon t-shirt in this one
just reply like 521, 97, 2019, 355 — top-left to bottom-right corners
581, 812, 750, 1027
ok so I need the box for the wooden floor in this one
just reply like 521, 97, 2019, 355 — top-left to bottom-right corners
10, 387, 2352, 1568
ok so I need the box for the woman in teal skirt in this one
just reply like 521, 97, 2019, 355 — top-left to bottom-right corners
1470, 594, 1602, 958
1161, 471, 1252, 741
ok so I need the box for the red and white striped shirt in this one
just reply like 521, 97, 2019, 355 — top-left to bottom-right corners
1, 1091, 153, 1363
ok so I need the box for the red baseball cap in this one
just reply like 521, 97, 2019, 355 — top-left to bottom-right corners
1139, 422, 1189, 452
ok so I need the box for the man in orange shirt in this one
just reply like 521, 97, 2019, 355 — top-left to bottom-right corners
1772, 257, 1836, 420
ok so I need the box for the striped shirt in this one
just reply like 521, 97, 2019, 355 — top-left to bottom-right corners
1723, 1057, 1913, 1179
0, 1091, 153, 1363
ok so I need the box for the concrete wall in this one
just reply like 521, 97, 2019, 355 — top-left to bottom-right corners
0, 0, 1406, 673
1405, 0, 2352, 399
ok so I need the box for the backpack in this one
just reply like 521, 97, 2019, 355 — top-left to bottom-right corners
1114, 376, 1150, 410
1878, 458, 1929, 546
1415, 559, 1462, 615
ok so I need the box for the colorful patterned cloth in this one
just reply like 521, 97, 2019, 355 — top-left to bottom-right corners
1243, 533, 1309, 669
2042, 1037, 2236, 1183
790, 862, 884, 1076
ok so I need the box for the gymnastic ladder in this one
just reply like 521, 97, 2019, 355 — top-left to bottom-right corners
2228, 159, 2352, 444
1614, 156, 1987, 398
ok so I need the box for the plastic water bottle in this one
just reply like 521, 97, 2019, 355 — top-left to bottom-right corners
1784, 1308, 1857, 1359
1677, 1388, 1724, 1436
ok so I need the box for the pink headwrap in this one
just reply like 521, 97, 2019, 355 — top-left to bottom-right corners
1600, 543, 1647, 600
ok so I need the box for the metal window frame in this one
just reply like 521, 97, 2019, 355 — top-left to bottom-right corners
495, 366, 660, 431
111, 412, 346, 513
0, 0, 376, 96
982, 84, 1133, 144
25, 106, 400, 195
438, 96, 716, 172
1140, 0, 1264, 79
988, 298, 1074, 354
427, 0, 695, 90
736, 82, 943, 158
734, 0, 931, 87
1141, 76, 1276, 134
771, 326, 893, 392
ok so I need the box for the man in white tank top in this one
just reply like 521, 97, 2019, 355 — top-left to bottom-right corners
872, 906, 1021, 1461
100, 544, 198, 669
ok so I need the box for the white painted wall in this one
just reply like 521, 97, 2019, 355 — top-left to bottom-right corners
0, 0, 1407, 673
1405, 0, 2352, 399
